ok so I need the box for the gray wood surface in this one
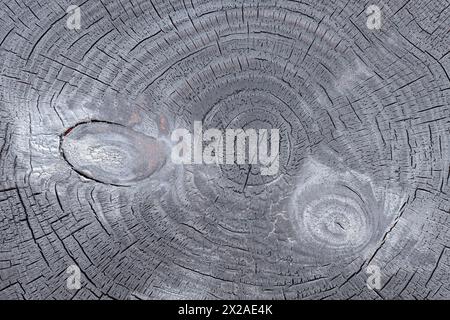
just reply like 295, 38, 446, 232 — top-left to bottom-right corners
0, 0, 449, 299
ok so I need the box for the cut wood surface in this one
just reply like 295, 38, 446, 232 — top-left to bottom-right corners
0, 0, 449, 299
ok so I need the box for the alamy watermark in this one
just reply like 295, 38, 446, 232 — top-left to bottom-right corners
170, 121, 280, 176
366, 264, 382, 290
66, 5, 81, 30
66, 264, 81, 290
366, 5, 382, 30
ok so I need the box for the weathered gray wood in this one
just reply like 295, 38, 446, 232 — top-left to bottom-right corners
0, 0, 449, 299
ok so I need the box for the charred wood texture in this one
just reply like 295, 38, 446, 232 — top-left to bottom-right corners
0, 0, 449, 299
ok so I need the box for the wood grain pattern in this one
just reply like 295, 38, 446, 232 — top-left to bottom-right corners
0, 0, 449, 299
